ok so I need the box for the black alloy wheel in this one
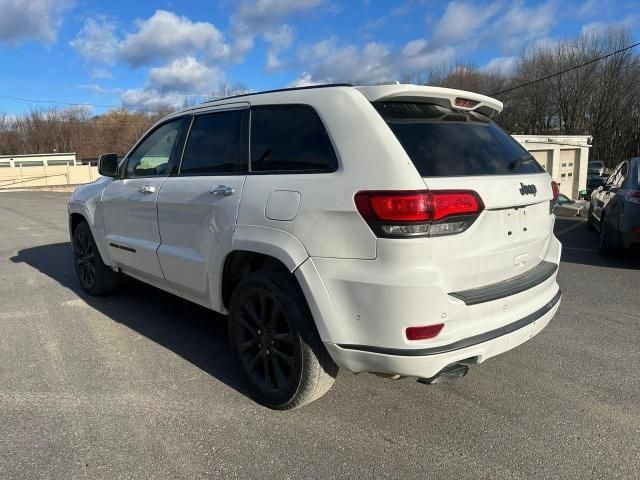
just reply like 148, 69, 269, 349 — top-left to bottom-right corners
232, 288, 300, 396
74, 226, 97, 290
72, 221, 120, 295
228, 269, 338, 409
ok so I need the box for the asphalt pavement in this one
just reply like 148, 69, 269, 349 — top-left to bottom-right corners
0, 191, 639, 479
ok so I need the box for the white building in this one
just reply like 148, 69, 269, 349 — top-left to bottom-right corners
0, 152, 77, 168
512, 135, 591, 199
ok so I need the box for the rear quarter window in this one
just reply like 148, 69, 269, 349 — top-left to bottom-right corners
374, 102, 545, 177
250, 104, 338, 173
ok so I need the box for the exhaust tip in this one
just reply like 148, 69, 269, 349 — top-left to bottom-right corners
417, 362, 470, 385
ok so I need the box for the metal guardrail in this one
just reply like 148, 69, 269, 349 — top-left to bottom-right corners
0, 164, 97, 189
0, 173, 69, 189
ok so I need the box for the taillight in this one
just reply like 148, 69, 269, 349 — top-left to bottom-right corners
550, 181, 560, 214
354, 190, 484, 238
551, 181, 560, 202
406, 323, 444, 341
625, 191, 640, 205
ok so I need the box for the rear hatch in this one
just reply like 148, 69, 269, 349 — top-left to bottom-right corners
373, 100, 555, 292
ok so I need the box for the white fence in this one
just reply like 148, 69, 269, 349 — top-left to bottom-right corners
0, 164, 100, 189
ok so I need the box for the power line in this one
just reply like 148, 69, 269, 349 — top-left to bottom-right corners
491, 41, 640, 96
0, 92, 216, 112
0, 95, 155, 112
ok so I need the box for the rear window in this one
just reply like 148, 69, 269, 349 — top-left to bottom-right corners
250, 104, 338, 173
374, 102, 544, 177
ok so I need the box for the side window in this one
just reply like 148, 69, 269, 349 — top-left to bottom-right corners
616, 162, 629, 188
606, 165, 620, 187
179, 109, 248, 175
250, 104, 338, 173
126, 118, 187, 178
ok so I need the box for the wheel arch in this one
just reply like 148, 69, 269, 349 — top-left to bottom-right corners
68, 202, 113, 267
222, 226, 336, 343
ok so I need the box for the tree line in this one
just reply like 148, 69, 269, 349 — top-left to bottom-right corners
404, 26, 640, 167
1, 28, 639, 167
0, 81, 249, 161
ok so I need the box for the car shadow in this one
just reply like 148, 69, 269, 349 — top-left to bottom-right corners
554, 218, 640, 269
10, 242, 250, 399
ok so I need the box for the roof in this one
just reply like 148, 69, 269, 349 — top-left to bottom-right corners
184, 83, 503, 116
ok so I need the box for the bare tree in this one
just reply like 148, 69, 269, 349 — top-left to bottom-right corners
401, 26, 640, 167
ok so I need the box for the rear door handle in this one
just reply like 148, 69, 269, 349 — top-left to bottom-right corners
209, 185, 235, 196
139, 185, 157, 194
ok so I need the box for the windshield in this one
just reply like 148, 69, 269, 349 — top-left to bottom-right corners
589, 161, 604, 168
374, 102, 545, 177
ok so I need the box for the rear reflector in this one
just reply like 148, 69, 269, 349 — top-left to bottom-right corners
355, 190, 483, 238
406, 324, 444, 341
633, 227, 640, 234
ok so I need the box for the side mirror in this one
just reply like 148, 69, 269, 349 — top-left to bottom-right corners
98, 153, 119, 177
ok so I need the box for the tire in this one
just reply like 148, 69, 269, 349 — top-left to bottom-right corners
228, 269, 338, 410
598, 216, 611, 256
587, 205, 596, 231
72, 221, 121, 295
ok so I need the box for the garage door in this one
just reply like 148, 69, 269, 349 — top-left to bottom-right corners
529, 150, 551, 173
559, 149, 578, 198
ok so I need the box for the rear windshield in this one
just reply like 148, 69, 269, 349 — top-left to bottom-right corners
374, 102, 545, 177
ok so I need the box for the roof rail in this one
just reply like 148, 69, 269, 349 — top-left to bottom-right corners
200, 83, 354, 105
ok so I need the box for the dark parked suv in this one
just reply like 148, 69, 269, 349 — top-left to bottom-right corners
588, 157, 640, 254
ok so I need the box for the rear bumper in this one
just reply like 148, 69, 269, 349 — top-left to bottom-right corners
621, 231, 640, 250
294, 233, 563, 376
326, 290, 561, 378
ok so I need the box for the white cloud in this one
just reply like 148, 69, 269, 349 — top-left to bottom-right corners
578, 0, 600, 17
71, 10, 232, 68
120, 10, 231, 67
581, 15, 636, 36
402, 39, 428, 57
233, 0, 324, 25
288, 72, 317, 87
121, 89, 187, 111
77, 83, 121, 95
431, 1, 501, 48
431, 0, 555, 54
231, 0, 325, 66
70, 17, 119, 64
90, 68, 112, 80
498, 0, 556, 52
0, 0, 70, 44
148, 57, 224, 94
264, 24, 294, 70
293, 36, 455, 84
121, 56, 224, 110
481, 56, 518, 74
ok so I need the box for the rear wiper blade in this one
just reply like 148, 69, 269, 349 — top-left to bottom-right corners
509, 155, 536, 170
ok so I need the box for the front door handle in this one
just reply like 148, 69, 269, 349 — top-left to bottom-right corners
209, 185, 235, 196
139, 185, 157, 194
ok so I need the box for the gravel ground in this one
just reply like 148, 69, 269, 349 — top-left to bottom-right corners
0, 191, 639, 480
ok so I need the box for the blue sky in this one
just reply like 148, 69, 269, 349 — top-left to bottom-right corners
0, 0, 638, 114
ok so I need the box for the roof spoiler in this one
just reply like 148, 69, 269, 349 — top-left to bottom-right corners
356, 84, 503, 117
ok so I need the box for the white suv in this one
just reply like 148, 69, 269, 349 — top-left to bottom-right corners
68, 84, 562, 409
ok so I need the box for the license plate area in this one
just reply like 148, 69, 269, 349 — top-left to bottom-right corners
503, 206, 529, 240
